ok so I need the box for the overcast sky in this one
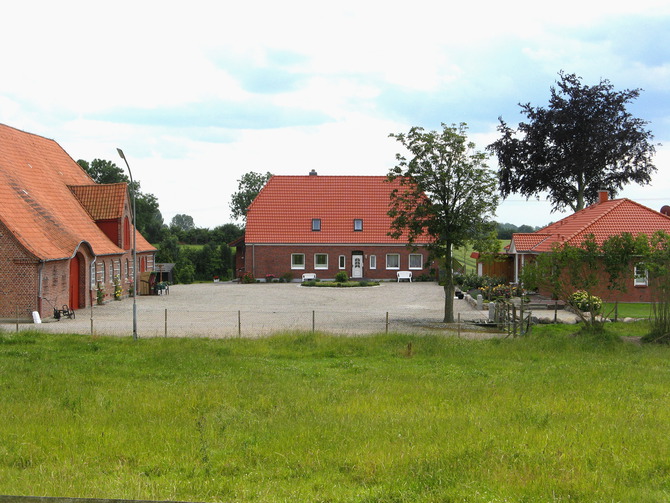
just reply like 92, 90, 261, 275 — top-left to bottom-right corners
2, 0, 669, 229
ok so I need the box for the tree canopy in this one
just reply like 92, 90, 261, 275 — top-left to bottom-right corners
488, 72, 657, 213
229, 171, 273, 221
388, 123, 499, 322
170, 214, 195, 232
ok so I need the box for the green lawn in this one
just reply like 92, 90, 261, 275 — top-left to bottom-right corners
1, 329, 669, 502
603, 302, 653, 319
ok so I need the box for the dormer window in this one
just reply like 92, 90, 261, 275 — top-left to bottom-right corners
312, 218, 321, 231
354, 219, 363, 231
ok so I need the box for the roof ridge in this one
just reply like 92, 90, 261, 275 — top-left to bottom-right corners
558, 198, 625, 241
0, 123, 57, 143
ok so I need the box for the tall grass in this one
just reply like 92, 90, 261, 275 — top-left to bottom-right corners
1, 330, 669, 501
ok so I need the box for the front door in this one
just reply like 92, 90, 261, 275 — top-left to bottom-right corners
352, 253, 363, 279
69, 254, 80, 310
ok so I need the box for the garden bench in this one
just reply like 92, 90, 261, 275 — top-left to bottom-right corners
302, 273, 317, 282
397, 271, 412, 282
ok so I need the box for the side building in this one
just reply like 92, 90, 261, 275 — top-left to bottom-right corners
0, 124, 156, 320
235, 172, 434, 281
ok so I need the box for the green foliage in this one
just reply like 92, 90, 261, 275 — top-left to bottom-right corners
489, 71, 656, 213
229, 171, 273, 221
2, 333, 670, 501
96, 281, 104, 305
113, 275, 122, 300
241, 271, 255, 284
388, 123, 499, 322
156, 233, 180, 263
280, 272, 294, 283
569, 290, 603, 313
334, 271, 349, 283
170, 214, 195, 232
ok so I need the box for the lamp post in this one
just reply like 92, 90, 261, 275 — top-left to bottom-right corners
117, 148, 138, 340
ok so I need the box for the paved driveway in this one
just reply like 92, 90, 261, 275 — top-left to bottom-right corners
9, 282, 501, 338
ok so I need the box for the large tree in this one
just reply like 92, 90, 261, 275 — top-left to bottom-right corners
229, 171, 273, 221
388, 123, 499, 323
488, 72, 657, 213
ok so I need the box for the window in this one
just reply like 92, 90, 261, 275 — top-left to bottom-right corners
634, 263, 648, 286
291, 253, 305, 269
339, 255, 346, 269
312, 219, 321, 231
354, 219, 363, 231
386, 254, 400, 270
101, 261, 106, 284
370, 255, 377, 269
315, 253, 328, 269
409, 254, 423, 270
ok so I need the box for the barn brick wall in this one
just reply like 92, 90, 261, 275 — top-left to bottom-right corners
0, 221, 39, 320
245, 244, 434, 281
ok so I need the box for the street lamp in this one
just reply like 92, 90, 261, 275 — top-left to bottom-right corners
116, 148, 138, 340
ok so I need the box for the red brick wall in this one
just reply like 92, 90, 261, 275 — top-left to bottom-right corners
245, 244, 434, 281
0, 220, 39, 320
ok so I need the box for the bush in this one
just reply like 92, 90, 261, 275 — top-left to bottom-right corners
241, 272, 255, 284
281, 272, 294, 283
569, 290, 602, 313
335, 271, 349, 283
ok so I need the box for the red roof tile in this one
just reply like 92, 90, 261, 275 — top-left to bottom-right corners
0, 124, 154, 260
245, 175, 432, 244
510, 197, 670, 253
69, 184, 127, 220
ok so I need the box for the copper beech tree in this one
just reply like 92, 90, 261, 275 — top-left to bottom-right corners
488, 72, 657, 213
387, 123, 499, 323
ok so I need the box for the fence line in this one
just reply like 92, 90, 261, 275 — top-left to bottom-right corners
1, 306, 498, 339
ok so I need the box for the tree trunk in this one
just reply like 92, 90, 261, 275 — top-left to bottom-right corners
443, 246, 455, 323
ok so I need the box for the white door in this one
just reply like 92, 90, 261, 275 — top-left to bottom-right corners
352, 254, 363, 278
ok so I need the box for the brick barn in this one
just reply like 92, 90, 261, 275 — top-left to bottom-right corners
234, 172, 434, 282
0, 124, 156, 321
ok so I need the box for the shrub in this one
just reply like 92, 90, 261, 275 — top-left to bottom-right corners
335, 271, 349, 283
281, 272, 294, 283
241, 272, 255, 284
569, 290, 602, 313
265, 274, 276, 283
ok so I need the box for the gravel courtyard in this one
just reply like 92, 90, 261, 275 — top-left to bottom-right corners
10, 282, 502, 338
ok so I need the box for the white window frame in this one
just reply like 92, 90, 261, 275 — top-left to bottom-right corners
291, 253, 305, 270
634, 263, 648, 287
409, 254, 423, 270
370, 255, 377, 269
386, 253, 400, 270
101, 261, 106, 284
312, 219, 321, 231
338, 255, 346, 269
354, 219, 363, 231
314, 253, 328, 270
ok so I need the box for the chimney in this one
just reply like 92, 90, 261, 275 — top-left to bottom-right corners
598, 190, 609, 204
309, 169, 318, 176
661, 205, 670, 217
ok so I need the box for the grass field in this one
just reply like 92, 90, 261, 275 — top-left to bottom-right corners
1, 328, 670, 502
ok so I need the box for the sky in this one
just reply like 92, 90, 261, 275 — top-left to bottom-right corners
2, 0, 669, 230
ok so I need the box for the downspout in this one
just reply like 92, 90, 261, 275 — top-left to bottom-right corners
37, 260, 45, 315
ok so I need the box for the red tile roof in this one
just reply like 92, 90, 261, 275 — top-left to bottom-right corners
511, 197, 670, 253
69, 183, 127, 220
0, 124, 155, 260
245, 175, 432, 244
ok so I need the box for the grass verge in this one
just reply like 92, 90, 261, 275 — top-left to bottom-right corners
1, 329, 669, 502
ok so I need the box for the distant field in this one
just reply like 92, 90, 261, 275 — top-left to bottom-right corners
1, 329, 669, 502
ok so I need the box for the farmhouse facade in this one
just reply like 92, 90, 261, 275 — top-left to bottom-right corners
0, 124, 156, 320
486, 191, 670, 302
235, 173, 434, 281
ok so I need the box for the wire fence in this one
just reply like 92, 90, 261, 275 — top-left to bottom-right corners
1, 307, 500, 339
